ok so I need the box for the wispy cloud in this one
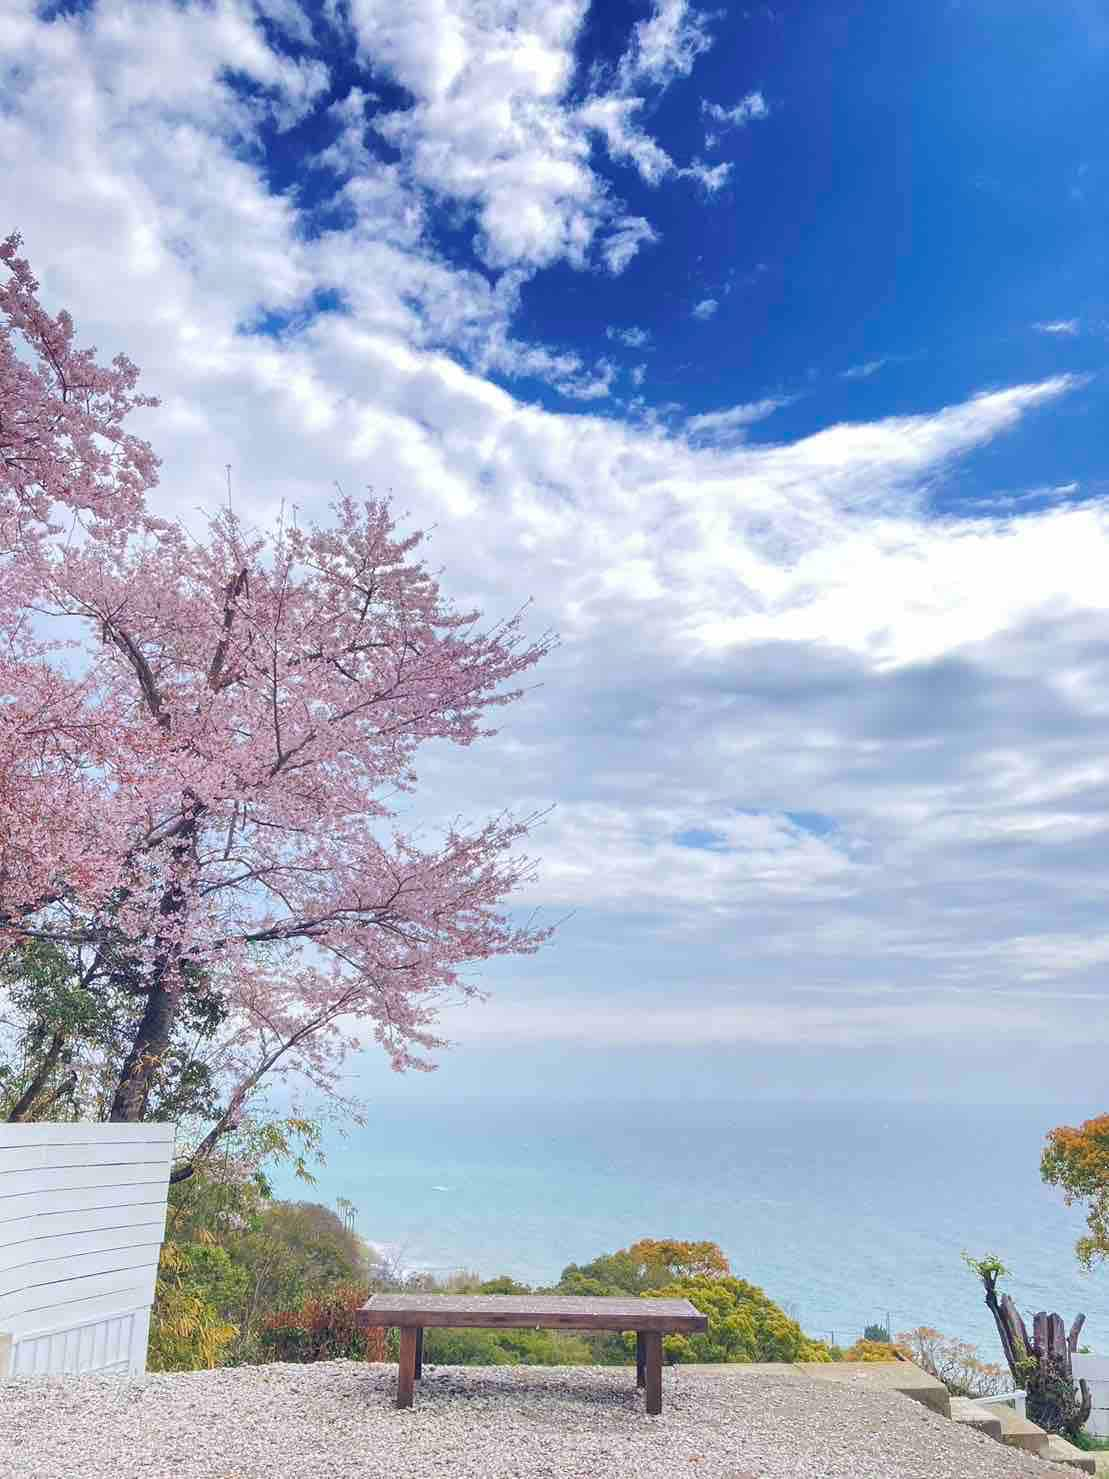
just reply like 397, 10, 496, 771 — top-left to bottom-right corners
577, 1, 745, 199
702, 90, 769, 148
1034, 319, 1080, 336
616, 0, 715, 91
842, 358, 889, 380
600, 216, 659, 274
692, 297, 719, 320
607, 325, 652, 349
703, 92, 770, 126
685, 395, 792, 442
682, 159, 732, 192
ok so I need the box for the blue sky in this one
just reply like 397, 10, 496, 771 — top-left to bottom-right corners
6, 0, 1109, 1108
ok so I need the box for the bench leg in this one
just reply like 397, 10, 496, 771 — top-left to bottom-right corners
397, 1327, 418, 1408
636, 1332, 646, 1387
415, 1327, 423, 1380
642, 1331, 662, 1415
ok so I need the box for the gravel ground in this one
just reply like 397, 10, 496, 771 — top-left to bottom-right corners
0, 1360, 1083, 1479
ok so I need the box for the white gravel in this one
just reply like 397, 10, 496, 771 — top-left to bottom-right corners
0, 1359, 1081, 1479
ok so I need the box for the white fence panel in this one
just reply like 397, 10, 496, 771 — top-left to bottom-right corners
0, 1122, 176, 1381
1072, 1355, 1109, 1439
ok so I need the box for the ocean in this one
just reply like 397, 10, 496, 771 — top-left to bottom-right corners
262, 1098, 1108, 1365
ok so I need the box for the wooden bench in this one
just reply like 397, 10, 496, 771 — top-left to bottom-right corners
357, 1292, 707, 1414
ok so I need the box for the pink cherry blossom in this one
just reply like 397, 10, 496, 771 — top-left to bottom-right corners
0, 232, 561, 1179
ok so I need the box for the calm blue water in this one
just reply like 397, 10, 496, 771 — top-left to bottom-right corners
264, 1099, 1108, 1364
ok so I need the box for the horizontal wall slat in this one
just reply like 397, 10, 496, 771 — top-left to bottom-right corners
0, 1123, 176, 1147
0, 1184, 170, 1225
0, 1162, 173, 1200
0, 1142, 178, 1174
0, 1221, 170, 1275
2, 1263, 158, 1323
0, 1243, 161, 1300
0, 1202, 169, 1250
5, 1285, 156, 1340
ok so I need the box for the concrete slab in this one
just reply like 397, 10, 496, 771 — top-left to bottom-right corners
976, 1401, 1051, 1456
792, 1360, 952, 1419
678, 1362, 814, 1382
949, 1396, 1003, 1441
1044, 1434, 1097, 1474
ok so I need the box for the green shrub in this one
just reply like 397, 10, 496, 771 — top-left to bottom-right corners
863, 1323, 891, 1343
422, 1329, 517, 1365
148, 1240, 240, 1372
632, 1275, 838, 1364
843, 1337, 913, 1362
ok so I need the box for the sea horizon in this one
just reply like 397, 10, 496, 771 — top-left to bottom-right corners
261, 1095, 1109, 1364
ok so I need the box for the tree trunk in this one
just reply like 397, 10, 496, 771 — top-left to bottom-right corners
6, 1027, 67, 1121
108, 974, 177, 1121
979, 1268, 1091, 1438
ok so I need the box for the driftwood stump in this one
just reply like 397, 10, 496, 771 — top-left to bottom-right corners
978, 1266, 1091, 1438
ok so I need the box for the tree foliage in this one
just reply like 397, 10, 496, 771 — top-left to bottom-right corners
890, 1325, 1009, 1398
842, 1337, 910, 1362
639, 1274, 836, 1364
1040, 1113, 1109, 1271
548, 1239, 834, 1365
556, 1238, 731, 1297
0, 230, 561, 1180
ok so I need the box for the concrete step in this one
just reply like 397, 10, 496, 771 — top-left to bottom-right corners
792, 1360, 951, 1418
976, 1399, 1051, 1457
949, 1395, 1003, 1441
1043, 1434, 1098, 1474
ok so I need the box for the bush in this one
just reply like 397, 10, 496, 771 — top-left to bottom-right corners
895, 1326, 1009, 1398
843, 1337, 913, 1362
422, 1329, 517, 1365
259, 1283, 388, 1363
633, 1275, 837, 1364
148, 1241, 240, 1372
863, 1323, 891, 1344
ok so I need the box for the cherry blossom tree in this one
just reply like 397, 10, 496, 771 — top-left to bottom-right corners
0, 232, 560, 1179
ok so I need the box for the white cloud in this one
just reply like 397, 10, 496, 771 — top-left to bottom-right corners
682, 158, 732, 192
433, 992, 1096, 1048
702, 90, 768, 149
685, 396, 791, 442
630, 364, 646, 387
1034, 319, 1080, 336
334, 0, 737, 278
606, 325, 652, 349
616, 0, 715, 91
573, 1, 740, 198
841, 358, 889, 380
702, 91, 769, 127
576, 94, 677, 185
692, 297, 718, 319
600, 216, 659, 274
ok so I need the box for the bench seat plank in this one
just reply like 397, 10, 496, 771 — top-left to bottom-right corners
358, 1292, 706, 1333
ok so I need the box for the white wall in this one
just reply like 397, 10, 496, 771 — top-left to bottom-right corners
0, 1121, 176, 1380
1072, 1355, 1109, 1439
